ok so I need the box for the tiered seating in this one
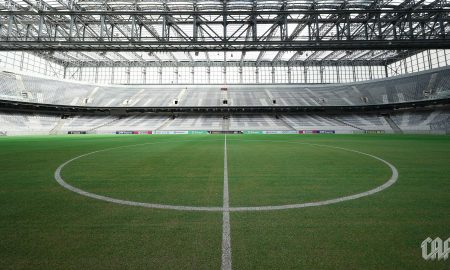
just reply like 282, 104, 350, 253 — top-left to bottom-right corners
97, 88, 182, 107
160, 115, 223, 130
178, 87, 222, 106
430, 115, 450, 131
0, 112, 59, 135
0, 73, 22, 101
229, 115, 291, 130
228, 88, 272, 106
60, 116, 117, 132
96, 115, 170, 132
1, 111, 449, 135
268, 85, 350, 106
1, 67, 449, 107
282, 115, 356, 132
335, 114, 392, 131
21, 75, 96, 105
390, 110, 450, 131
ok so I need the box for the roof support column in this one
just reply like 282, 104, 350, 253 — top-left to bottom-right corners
427, 50, 432, 69
271, 66, 275, 84
223, 66, 227, 84
287, 66, 291, 84
352, 65, 356, 81
445, 49, 448, 66
6, 14, 13, 40
320, 66, 324, 84
207, 66, 210, 84
336, 65, 340, 83
239, 67, 243, 84
422, 51, 426, 70
158, 66, 162, 84
111, 67, 114, 84
20, 52, 24, 70
251, 1, 257, 42
403, 58, 408, 74
304, 66, 307, 83
142, 67, 146, 84
100, 14, 105, 40
38, 15, 43, 41
222, 0, 227, 44
174, 67, 178, 84
193, 3, 198, 42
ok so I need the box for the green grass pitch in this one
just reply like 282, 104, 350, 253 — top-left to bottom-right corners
0, 134, 449, 269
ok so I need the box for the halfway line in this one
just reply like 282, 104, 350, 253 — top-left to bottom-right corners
221, 134, 232, 270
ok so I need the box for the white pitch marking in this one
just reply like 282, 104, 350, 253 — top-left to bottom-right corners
226, 139, 399, 211
54, 139, 399, 212
221, 135, 232, 270
54, 139, 224, 212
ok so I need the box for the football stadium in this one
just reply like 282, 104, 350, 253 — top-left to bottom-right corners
0, 0, 449, 269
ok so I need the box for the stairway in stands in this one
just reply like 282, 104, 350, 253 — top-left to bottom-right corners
88, 117, 123, 133
279, 115, 297, 131
49, 117, 67, 135
383, 115, 403, 134
154, 116, 175, 131
332, 116, 365, 131
222, 116, 230, 131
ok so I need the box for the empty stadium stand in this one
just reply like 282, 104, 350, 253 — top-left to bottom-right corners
159, 115, 223, 131
390, 110, 450, 133
282, 115, 358, 132
1, 66, 449, 108
0, 112, 60, 135
229, 115, 292, 131
1, 67, 449, 136
1, 110, 449, 136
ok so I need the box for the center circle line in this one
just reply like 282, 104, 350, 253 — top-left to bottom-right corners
54, 138, 399, 212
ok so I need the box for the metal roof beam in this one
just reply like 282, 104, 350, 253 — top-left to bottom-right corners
64, 59, 386, 68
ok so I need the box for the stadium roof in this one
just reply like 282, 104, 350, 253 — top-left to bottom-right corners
1, 0, 449, 68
